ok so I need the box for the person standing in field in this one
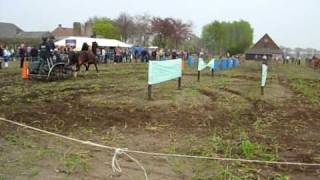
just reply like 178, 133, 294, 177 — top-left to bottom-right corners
172, 49, 177, 59
0, 45, 3, 69
101, 48, 106, 63
151, 49, 157, 60
159, 48, 164, 60
48, 35, 56, 53
297, 57, 301, 66
19, 44, 26, 68
3, 46, 11, 68
114, 47, 121, 63
30, 46, 39, 61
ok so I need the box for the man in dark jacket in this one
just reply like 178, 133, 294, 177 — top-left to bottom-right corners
39, 37, 50, 61
48, 35, 56, 52
30, 46, 39, 60
172, 50, 177, 59
37, 37, 51, 74
19, 44, 26, 68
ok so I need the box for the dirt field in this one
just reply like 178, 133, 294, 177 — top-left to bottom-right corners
0, 60, 320, 180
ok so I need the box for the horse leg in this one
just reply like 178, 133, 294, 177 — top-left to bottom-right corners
94, 63, 99, 73
74, 64, 80, 78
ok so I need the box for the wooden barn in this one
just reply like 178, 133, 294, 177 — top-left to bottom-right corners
245, 34, 283, 60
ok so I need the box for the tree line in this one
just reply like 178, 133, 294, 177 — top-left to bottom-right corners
85, 13, 254, 55
202, 20, 253, 56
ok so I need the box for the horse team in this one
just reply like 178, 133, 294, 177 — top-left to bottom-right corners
68, 42, 99, 77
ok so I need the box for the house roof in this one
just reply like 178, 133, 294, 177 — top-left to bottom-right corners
0, 22, 48, 39
0, 22, 23, 38
246, 34, 283, 55
51, 26, 74, 37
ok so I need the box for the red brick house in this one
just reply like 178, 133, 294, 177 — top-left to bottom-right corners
51, 22, 92, 40
51, 24, 74, 39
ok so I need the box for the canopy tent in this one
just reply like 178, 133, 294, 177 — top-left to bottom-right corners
148, 46, 159, 49
55, 36, 132, 51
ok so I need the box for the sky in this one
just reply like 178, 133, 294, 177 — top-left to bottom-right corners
0, 0, 319, 49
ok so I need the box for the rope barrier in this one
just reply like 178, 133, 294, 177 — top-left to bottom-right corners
1, 117, 320, 180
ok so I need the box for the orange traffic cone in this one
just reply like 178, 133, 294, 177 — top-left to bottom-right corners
22, 60, 29, 80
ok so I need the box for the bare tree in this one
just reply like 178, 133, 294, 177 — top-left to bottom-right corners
133, 14, 152, 46
115, 13, 134, 42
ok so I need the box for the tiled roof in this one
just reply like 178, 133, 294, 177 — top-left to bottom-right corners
246, 34, 283, 55
51, 27, 74, 37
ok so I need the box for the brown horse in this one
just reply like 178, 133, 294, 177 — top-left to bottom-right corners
78, 51, 99, 71
312, 56, 320, 70
68, 43, 99, 77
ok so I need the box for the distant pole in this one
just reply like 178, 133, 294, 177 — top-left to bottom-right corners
178, 77, 182, 90
197, 71, 200, 82
148, 85, 152, 100
261, 86, 264, 96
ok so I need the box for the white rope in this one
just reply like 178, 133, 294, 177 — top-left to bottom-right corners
1, 117, 320, 179
112, 148, 149, 180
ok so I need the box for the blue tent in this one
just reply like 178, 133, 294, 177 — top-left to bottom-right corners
188, 55, 194, 66
131, 46, 145, 56
232, 58, 240, 67
215, 60, 221, 71
227, 58, 233, 69
220, 58, 228, 70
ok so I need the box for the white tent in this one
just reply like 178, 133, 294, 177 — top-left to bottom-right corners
148, 46, 159, 49
55, 36, 132, 51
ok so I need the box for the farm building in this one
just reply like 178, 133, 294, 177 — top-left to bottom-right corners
0, 22, 49, 45
245, 34, 283, 60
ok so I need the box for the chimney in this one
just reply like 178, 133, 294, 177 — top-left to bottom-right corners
84, 22, 93, 37
73, 22, 82, 36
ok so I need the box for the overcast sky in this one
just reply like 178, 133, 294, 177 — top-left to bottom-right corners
0, 0, 319, 49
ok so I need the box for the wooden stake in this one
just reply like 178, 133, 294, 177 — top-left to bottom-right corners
261, 86, 264, 96
148, 85, 152, 100
197, 71, 200, 82
178, 77, 181, 90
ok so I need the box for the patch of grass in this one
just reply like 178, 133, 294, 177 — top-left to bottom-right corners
4, 134, 19, 145
37, 147, 57, 159
240, 139, 255, 159
80, 127, 95, 135
289, 79, 320, 103
29, 167, 40, 177
101, 127, 124, 144
268, 173, 290, 180
185, 129, 280, 179
275, 64, 320, 104
169, 159, 185, 176
0, 176, 7, 180
62, 153, 89, 174
215, 165, 242, 180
